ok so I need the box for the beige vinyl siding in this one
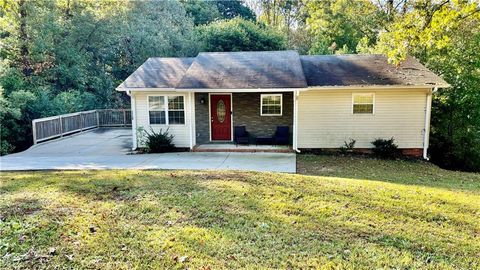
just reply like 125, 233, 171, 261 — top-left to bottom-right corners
133, 91, 193, 148
297, 89, 430, 149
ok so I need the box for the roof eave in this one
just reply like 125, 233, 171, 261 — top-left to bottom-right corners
306, 84, 450, 90
117, 83, 451, 92
116, 87, 178, 92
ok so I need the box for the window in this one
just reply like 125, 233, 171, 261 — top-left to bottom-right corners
149, 96, 166, 124
168, 96, 185, 124
148, 95, 185, 125
352, 93, 374, 114
261, 94, 282, 116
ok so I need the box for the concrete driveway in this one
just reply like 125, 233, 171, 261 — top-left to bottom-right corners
0, 128, 296, 173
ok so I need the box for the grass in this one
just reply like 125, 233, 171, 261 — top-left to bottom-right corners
0, 155, 479, 269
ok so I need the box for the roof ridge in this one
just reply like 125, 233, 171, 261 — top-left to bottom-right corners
147, 56, 195, 60
198, 50, 298, 55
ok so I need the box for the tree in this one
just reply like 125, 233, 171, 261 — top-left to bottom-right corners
375, 0, 480, 171
253, 0, 310, 53
305, 0, 387, 54
181, 0, 221, 25
0, 0, 198, 154
197, 17, 286, 52
216, 0, 256, 20
181, 0, 255, 26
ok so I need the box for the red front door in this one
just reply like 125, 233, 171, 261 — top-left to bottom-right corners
210, 94, 232, 140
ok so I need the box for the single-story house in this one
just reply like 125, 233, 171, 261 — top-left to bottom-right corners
116, 50, 449, 158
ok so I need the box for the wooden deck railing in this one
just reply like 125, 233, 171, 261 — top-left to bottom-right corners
32, 109, 131, 144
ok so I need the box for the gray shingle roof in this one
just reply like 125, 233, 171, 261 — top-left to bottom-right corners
117, 51, 448, 90
119, 57, 194, 88
300, 54, 448, 87
177, 51, 307, 89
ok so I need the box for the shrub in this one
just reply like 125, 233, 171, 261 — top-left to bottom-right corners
339, 139, 356, 154
138, 127, 175, 153
371, 137, 398, 158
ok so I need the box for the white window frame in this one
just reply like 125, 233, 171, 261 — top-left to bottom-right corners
260, 94, 283, 116
352, 93, 375, 115
147, 94, 186, 125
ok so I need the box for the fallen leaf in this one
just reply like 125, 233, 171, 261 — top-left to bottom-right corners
179, 255, 188, 263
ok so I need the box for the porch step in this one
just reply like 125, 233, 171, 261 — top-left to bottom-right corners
192, 144, 293, 153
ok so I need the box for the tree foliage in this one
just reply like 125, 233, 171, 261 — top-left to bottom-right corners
254, 0, 311, 53
305, 0, 387, 54
181, 0, 255, 25
0, 0, 197, 153
373, 1, 480, 171
216, 0, 256, 21
181, 0, 222, 25
197, 17, 286, 52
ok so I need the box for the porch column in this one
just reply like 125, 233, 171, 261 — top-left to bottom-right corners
128, 90, 137, 150
189, 92, 194, 150
293, 90, 299, 152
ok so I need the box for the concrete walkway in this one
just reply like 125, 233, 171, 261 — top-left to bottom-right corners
0, 128, 296, 173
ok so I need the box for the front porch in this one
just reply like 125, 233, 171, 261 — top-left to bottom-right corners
193, 91, 299, 152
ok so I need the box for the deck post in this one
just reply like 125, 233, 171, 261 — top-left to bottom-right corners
80, 112, 84, 132
59, 116, 63, 137
96, 110, 100, 127
32, 120, 37, 145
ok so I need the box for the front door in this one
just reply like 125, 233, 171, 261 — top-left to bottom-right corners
210, 94, 231, 140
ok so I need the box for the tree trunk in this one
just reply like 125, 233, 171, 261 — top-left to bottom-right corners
18, 0, 32, 77
387, 0, 394, 21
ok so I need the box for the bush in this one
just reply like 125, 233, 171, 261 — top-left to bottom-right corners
138, 127, 175, 153
371, 137, 398, 159
339, 139, 356, 154
0, 140, 14, 156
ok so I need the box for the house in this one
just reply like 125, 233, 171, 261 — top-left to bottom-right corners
116, 51, 449, 158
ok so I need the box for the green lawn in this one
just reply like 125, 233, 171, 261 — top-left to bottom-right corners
1, 156, 479, 269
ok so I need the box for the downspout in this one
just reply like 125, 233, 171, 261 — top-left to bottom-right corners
188, 92, 193, 150
293, 90, 301, 153
126, 90, 137, 150
191, 92, 196, 147
423, 88, 435, 160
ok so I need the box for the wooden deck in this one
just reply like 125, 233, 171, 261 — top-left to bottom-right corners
32, 109, 131, 144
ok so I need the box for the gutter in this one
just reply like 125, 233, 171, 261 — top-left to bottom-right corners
116, 84, 450, 93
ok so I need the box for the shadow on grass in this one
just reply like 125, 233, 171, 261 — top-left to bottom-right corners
1, 170, 479, 268
56, 171, 478, 267
296, 154, 480, 193
0, 198, 42, 220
